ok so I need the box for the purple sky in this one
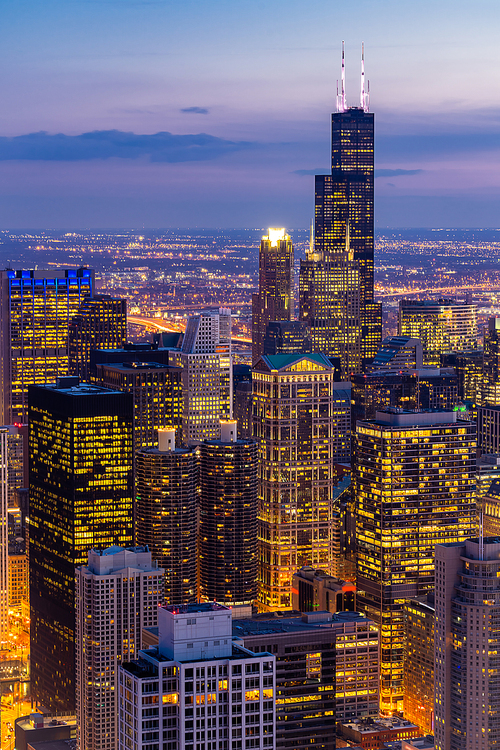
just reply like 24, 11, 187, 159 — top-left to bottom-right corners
0, 0, 499, 228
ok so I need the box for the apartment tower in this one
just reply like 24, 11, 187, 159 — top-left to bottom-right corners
199, 421, 258, 606
76, 546, 164, 750
135, 429, 198, 605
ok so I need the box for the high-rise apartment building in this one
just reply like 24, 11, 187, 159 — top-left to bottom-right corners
136, 429, 198, 605
253, 353, 349, 610
403, 594, 435, 735
172, 309, 232, 444
0, 268, 93, 423
435, 538, 500, 750
398, 299, 478, 366
29, 378, 134, 712
96, 361, 183, 450
355, 408, 477, 713
299, 55, 382, 372
76, 546, 164, 750
199, 421, 258, 606
118, 603, 276, 750
252, 228, 294, 362
68, 295, 127, 381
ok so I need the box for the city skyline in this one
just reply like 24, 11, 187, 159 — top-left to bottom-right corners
0, 0, 500, 228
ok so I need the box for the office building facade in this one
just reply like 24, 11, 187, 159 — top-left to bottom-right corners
253, 353, 349, 610
355, 409, 477, 713
262, 320, 311, 357
199, 422, 258, 606
398, 299, 478, 366
29, 378, 134, 712
0, 268, 93, 423
76, 546, 164, 750
252, 228, 294, 362
135, 430, 198, 605
68, 295, 127, 381
96, 361, 183, 450
435, 538, 500, 750
118, 603, 276, 750
299, 83, 382, 372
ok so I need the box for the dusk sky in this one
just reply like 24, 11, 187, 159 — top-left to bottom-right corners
1, 0, 499, 229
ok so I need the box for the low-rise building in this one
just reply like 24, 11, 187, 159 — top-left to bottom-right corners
339, 716, 419, 749
15, 714, 76, 750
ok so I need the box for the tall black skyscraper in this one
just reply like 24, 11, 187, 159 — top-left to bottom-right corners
300, 44, 382, 373
28, 378, 133, 712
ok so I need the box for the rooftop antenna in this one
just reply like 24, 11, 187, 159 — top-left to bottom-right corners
337, 41, 346, 112
360, 42, 366, 111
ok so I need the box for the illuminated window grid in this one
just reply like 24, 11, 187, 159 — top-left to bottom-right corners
253, 357, 349, 611
355, 417, 477, 714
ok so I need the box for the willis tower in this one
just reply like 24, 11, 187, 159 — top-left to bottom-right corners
300, 44, 381, 375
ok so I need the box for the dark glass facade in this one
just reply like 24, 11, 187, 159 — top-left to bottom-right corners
263, 320, 312, 356
198, 439, 258, 605
299, 108, 381, 372
68, 295, 127, 381
28, 379, 134, 712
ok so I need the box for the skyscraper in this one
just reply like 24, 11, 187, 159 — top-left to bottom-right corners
76, 546, 164, 750
398, 299, 478, 366
0, 428, 12, 644
434, 538, 500, 750
135, 429, 198, 605
253, 353, 350, 610
0, 268, 94, 424
199, 421, 258, 606
172, 308, 232, 444
96, 361, 183, 450
299, 46, 381, 372
252, 228, 294, 362
68, 295, 127, 381
403, 594, 435, 735
29, 377, 134, 712
355, 408, 477, 713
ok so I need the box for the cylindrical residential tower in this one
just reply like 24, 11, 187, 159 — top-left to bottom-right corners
199, 432, 258, 605
135, 435, 197, 605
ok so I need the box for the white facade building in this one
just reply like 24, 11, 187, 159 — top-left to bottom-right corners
118, 602, 276, 750
76, 546, 164, 750
173, 309, 232, 444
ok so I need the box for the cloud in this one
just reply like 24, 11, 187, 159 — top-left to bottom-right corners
374, 169, 422, 178
293, 168, 330, 176
181, 107, 209, 115
0, 130, 254, 163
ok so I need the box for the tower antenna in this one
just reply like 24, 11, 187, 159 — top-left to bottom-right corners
336, 79, 340, 113
340, 41, 346, 112
360, 42, 366, 111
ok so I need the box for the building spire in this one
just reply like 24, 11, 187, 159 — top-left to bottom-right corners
337, 41, 346, 112
360, 43, 370, 112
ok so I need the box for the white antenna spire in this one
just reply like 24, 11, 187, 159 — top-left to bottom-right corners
366, 79, 370, 112
336, 79, 340, 113
341, 41, 346, 112
360, 42, 366, 110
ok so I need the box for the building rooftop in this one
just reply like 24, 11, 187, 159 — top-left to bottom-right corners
98, 361, 181, 372
123, 641, 264, 673
254, 352, 333, 371
232, 610, 372, 637
340, 716, 419, 734
23, 742, 77, 750
34, 378, 125, 397
163, 602, 230, 615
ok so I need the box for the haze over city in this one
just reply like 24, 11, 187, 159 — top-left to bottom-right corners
1, 0, 499, 228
